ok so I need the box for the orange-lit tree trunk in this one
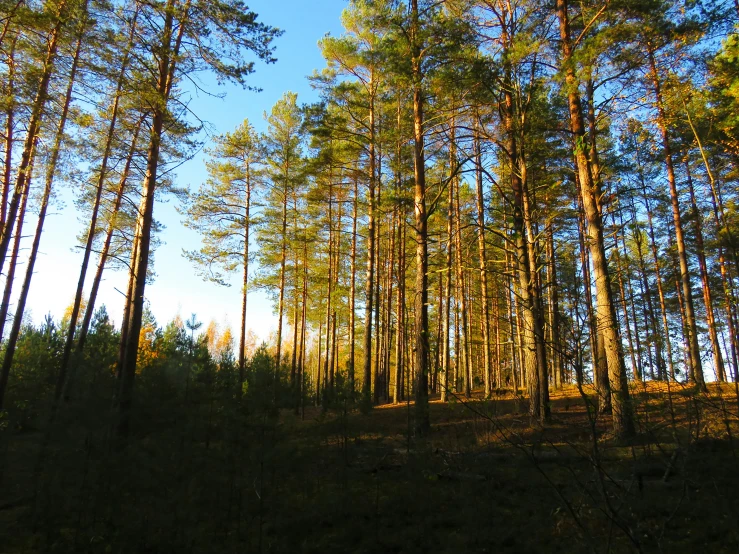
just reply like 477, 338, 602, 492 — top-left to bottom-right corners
0, 18, 83, 410
556, 0, 634, 438
0, 0, 68, 277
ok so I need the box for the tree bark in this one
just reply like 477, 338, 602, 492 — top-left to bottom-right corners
647, 45, 705, 390
0, 16, 81, 409
362, 81, 376, 405
556, 0, 634, 438
684, 158, 725, 381
117, 0, 187, 438
474, 121, 492, 397
348, 169, 358, 392
411, 0, 429, 435
0, 137, 34, 344
57, 7, 136, 401
0, 0, 68, 277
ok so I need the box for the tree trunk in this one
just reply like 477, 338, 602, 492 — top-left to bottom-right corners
0, 138, 34, 343
451, 123, 471, 399
75, 117, 143, 358
275, 182, 288, 375
323, 175, 334, 404
474, 121, 492, 397
57, 7, 135, 401
411, 0, 429, 435
1, 35, 18, 230
685, 158, 725, 381
441, 159, 454, 403
362, 85, 376, 405
613, 227, 641, 381
0, 17, 81, 409
117, 0, 185, 438
545, 223, 563, 388
239, 168, 251, 385
0, 0, 68, 277
348, 170, 358, 392
647, 46, 704, 390
629, 198, 665, 380
556, 0, 634, 438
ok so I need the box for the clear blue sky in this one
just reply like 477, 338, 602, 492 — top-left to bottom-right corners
26, 0, 347, 342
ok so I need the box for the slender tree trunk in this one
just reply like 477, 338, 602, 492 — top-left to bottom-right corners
411, 0, 429, 434
290, 246, 299, 395
348, 170, 358, 392
0, 18, 81, 408
57, 8, 134, 401
504, 75, 540, 418
683, 92, 739, 377
275, 185, 288, 376
332, 181, 344, 393
546, 223, 563, 389
362, 86, 377, 405
685, 159, 725, 381
474, 122, 492, 397
385, 206, 396, 400
639, 173, 676, 381
0, 0, 68, 276
575, 189, 607, 402
505, 238, 520, 394
239, 172, 251, 385
323, 177, 334, 404
117, 0, 186, 438
316, 320, 322, 405
1, 36, 18, 230
613, 230, 641, 381
297, 236, 308, 413
75, 117, 143, 357
630, 199, 665, 380
520, 163, 549, 420
647, 46, 705, 390
0, 138, 34, 343
451, 123, 471, 399
556, 0, 634, 438
441, 164, 453, 402
373, 208, 382, 404
397, 214, 408, 403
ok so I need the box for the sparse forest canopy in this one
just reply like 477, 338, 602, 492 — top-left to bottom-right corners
2, 0, 739, 552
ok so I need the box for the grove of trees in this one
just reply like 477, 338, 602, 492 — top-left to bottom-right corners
3, 1, 739, 551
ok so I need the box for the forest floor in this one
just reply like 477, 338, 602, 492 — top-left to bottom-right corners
1, 381, 739, 553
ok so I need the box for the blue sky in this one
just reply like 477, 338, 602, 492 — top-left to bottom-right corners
27, 0, 347, 341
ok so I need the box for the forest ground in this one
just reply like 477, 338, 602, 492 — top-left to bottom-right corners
1, 381, 738, 553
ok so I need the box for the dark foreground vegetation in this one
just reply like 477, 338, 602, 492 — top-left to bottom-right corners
0, 315, 737, 554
